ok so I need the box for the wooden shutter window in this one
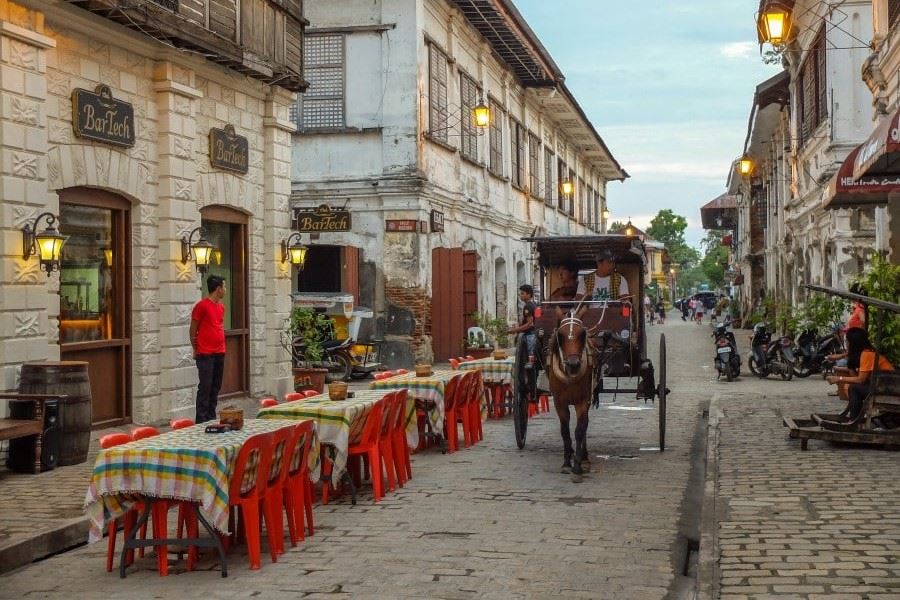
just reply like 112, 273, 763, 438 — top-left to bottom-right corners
557, 159, 566, 211
489, 102, 504, 176
544, 148, 554, 206
460, 74, 480, 161
428, 44, 450, 144
529, 132, 541, 198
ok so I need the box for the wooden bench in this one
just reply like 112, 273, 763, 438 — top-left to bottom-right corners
0, 393, 68, 473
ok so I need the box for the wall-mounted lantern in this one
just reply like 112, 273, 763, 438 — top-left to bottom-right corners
757, 1, 793, 46
560, 178, 574, 198
281, 232, 308, 270
472, 98, 492, 129
738, 155, 755, 177
102, 248, 113, 268
181, 227, 216, 274
602, 207, 611, 221
22, 212, 67, 277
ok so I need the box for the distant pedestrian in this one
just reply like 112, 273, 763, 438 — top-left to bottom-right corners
656, 299, 666, 324
191, 275, 227, 423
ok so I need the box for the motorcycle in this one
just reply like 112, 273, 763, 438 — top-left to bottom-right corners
793, 323, 844, 378
748, 322, 795, 380
712, 321, 741, 381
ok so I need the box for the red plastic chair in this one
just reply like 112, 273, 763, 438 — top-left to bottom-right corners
100, 433, 135, 572
217, 433, 274, 570
169, 418, 195, 430
466, 372, 484, 444
303, 390, 320, 398
395, 368, 409, 375
441, 375, 464, 453
379, 392, 404, 492
465, 355, 475, 361
456, 371, 479, 448
332, 396, 387, 503
391, 389, 412, 484
261, 425, 299, 561
283, 421, 316, 545
539, 394, 551, 413
131, 426, 161, 440
448, 358, 460, 370
260, 398, 279, 408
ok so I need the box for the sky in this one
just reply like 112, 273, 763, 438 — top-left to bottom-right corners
514, 0, 780, 249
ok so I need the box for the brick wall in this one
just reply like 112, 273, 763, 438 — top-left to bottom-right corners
384, 285, 432, 364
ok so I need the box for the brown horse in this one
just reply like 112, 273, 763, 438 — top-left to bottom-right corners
547, 312, 594, 482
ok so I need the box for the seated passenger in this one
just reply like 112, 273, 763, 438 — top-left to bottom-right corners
549, 260, 580, 301
826, 327, 894, 421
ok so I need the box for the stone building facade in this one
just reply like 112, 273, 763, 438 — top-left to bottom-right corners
1, 0, 302, 425
291, 0, 626, 365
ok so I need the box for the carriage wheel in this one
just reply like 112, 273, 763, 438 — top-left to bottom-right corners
513, 378, 529, 449
658, 333, 667, 452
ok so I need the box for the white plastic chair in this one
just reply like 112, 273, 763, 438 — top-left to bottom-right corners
467, 327, 487, 345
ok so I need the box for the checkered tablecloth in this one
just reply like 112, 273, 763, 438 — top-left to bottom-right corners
84, 419, 317, 543
458, 357, 515, 384
370, 369, 487, 425
257, 390, 415, 483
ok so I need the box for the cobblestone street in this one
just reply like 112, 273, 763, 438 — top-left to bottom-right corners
1, 316, 898, 599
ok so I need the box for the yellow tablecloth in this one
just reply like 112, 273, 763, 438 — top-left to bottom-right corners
84, 419, 318, 543
458, 357, 515, 384
257, 390, 415, 482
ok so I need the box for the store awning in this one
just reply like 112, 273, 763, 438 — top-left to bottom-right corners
822, 144, 900, 210
700, 193, 738, 229
852, 108, 900, 180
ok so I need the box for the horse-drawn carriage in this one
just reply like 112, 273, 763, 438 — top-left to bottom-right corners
513, 235, 669, 477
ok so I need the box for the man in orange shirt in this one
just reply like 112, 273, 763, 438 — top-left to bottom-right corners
826, 327, 894, 422
190, 275, 227, 422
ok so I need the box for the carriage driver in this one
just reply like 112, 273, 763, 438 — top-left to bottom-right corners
508, 284, 538, 356
576, 247, 630, 301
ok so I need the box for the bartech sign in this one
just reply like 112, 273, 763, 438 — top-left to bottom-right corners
293, 205, 352, 232
71, 85, 135, 148
209, 125, 249, 174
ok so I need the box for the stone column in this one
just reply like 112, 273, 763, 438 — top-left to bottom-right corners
153, 60, 202, 422
262, 87, 295, 399
0, 5, 56, 390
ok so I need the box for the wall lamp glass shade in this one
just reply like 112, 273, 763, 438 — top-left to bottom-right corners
602, 207, 611, 220
103, 248, 113, 267
472, 100, 491, 128
738, 155, 754, 177
560, 179, 574, 197
758, 2, 793, 46
181, 227, 216, 274
281, 233, 308, 269
22, 212, 67, 277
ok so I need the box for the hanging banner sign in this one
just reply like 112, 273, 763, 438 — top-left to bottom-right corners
209, 124, 249, 174
294, 204, 352, 232
71, 85, 135, 147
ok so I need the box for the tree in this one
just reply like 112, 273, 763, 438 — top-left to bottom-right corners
646, 209, 699, 270
608, 220, 626, 233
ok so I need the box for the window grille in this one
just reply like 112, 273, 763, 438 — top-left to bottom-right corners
578, 179, 586, 223
150, 0, 177, 10
594, 191, 601, 231
891, 0, 900, 28
428, 44, 450, 143
297, 34, 345, 130
510, 120, 525, 188
529, 132, 541, 198
460, 73, 480, 161
586, 185, 593, 227
543, 148, 555, 206
489, 101, 504, 176
568, 170, 576, 216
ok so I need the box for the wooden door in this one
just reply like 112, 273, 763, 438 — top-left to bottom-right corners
201, 207, 249, 398
58, 188, 131, 427
463, 251, 479, 331
431, 248, 464, 361
341, 246, 360, 304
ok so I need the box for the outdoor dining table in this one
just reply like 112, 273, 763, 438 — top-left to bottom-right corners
370, 369, 487, 428
84, 418, 318, 577
458, 357, 515, 418
256, 389, 416, 486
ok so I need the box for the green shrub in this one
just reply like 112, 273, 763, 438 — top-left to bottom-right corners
853, 254, 900, 364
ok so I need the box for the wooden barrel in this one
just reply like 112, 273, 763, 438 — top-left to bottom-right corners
19, 361, 92, 466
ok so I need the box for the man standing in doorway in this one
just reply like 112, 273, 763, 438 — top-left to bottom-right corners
190, 275, 227, 422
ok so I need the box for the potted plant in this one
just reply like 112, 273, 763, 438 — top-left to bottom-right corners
468, 312, 512, 358
285, 306, 330, 393
466, 312, 494, 358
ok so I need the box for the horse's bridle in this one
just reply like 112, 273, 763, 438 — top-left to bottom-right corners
555, 312, 591, 372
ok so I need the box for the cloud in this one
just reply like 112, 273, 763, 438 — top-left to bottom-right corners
720, 42, 757, 60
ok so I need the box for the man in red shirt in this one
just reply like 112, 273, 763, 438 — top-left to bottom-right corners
190, 275, 227, 422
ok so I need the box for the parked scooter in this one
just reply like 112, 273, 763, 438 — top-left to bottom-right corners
748, 322, 795, 380
793, 323, 844, 378
712, 320, 741, 381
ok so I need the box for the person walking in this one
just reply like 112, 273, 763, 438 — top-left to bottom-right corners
655, 298, 666, 325
190, 275, 227, 423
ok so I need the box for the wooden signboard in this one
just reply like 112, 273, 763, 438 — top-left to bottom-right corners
430, 209, 445, 233
71, 85, 135, 148
385, 219, 422, 233
294, 205, 352, 232
209, 125, 249, 174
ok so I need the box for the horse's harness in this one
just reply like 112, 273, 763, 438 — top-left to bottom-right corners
554, 314, 593, 373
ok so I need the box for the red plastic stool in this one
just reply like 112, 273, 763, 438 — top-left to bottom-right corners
539, 394, 551, 413
285, 392, 304, 402
260, 398, 279, 408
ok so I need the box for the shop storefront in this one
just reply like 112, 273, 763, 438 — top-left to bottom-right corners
1, 2, 301, 424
